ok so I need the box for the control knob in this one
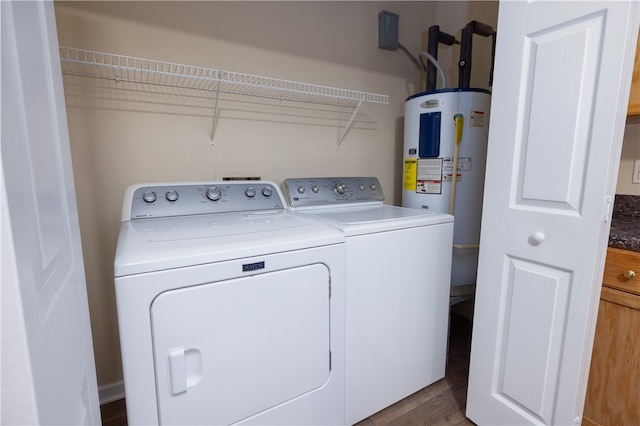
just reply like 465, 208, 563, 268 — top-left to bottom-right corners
311, 185, 320, 193
334, 182, 347, 195
370, 183, 378, 191
165, 190, 179, 202
245, 187, 256, 198
142, 191, 157, 203
262, 186, 273, 197
297, 185, 306, 194
206, 186, 222, 201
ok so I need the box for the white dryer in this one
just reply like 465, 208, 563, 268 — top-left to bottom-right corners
283, 177, 454, 425
114, 181, 346, 425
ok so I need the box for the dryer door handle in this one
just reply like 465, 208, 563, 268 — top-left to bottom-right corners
168, 347, 187, 395
167, 347, 203, 395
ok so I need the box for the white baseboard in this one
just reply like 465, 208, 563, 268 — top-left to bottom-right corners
98, 381, 125, 405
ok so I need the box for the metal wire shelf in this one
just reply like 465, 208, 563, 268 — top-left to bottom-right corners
59, 47, 389, 146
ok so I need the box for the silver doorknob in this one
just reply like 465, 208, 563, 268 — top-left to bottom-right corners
529, 232, 545, 246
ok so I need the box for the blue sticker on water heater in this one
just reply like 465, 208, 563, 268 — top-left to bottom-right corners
419, 112, 441, 158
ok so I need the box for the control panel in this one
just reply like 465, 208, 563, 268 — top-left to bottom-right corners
283, 177, 385, 208
125, 181, 285, 220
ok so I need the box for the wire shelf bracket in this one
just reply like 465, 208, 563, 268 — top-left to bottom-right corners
210, 79, 222, 146
337, 99, 364, 149
58, 47, 389, 146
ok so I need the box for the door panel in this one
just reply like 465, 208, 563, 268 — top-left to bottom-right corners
1, 1, 100, 424
516, 14, 603, 211
466, 1, 639, 425
151, 264, 331, 425
498, 257, 571, 423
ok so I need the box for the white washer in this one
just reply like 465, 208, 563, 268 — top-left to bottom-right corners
283, 177, 454, 425
114, 181, 346, 425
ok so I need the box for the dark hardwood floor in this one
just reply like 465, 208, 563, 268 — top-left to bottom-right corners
100, 313, 474, 426
101, 398, 128, 426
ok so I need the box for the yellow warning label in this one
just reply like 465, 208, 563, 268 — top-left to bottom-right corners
404, 158, 418, 191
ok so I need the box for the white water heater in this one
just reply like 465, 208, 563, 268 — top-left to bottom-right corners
402, 88, 490, 292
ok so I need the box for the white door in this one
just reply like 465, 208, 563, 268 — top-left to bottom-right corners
1, 1, 101, 424
466, 1, 639, 425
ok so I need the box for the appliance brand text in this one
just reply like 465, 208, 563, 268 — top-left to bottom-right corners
242, 261, 265, 272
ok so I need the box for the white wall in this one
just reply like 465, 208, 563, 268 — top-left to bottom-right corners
56, 0, 481, 389
434, 1, 498, 90
617, 121, 640, 195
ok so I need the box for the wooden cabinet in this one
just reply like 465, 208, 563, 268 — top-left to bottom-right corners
629, 32, 640, 115
602, 247, 640, 296
583, 248, 640, 426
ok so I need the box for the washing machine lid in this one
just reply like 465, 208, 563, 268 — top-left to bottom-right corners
114, 210, 344, 276
300, 205, 454, 237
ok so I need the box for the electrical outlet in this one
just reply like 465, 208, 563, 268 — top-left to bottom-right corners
633, 159, 640, 184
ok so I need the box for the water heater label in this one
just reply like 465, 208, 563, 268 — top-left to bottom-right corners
470, 110, 485, 128
443, 157, 472, 172
416, 158, 442, 194
404, 159, 418, 191
443, 173, 462, 183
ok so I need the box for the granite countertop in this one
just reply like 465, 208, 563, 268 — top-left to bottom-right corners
609, 195, 640, 252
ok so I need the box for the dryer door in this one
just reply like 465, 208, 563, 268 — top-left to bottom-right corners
150, 263, 331, 425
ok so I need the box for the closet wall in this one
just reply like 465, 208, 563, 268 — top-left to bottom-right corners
54, 1, 499, 391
